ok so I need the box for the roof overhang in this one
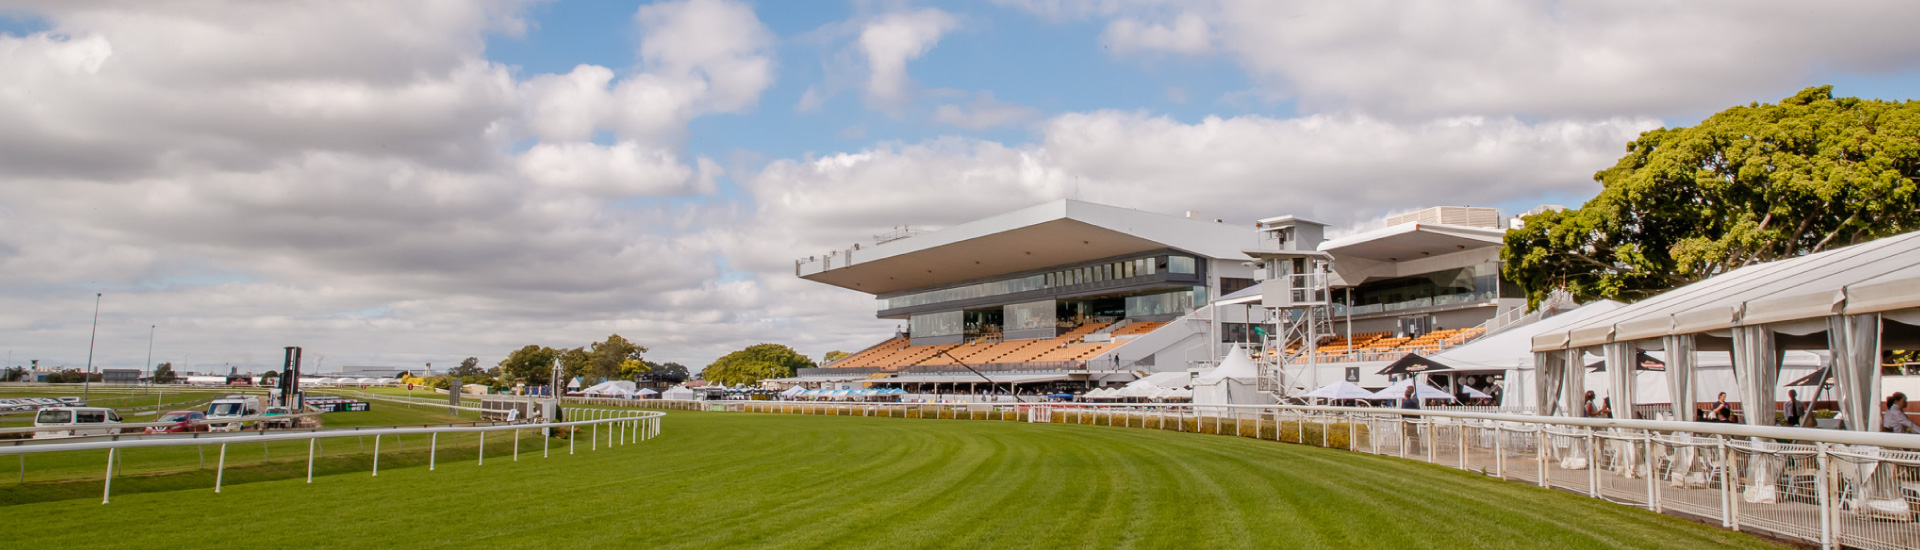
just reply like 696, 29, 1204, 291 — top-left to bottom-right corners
1319, 223, 1505, 263
798, 200, 1258, 295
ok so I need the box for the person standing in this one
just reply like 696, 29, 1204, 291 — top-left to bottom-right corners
1582, 390, 1599, 417
1401, 384, 1422, 454
1783, 389, 1806, 427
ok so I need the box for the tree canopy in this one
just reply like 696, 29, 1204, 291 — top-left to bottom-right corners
589, 334, 649, 380
702, 344, 816, 387
1503, 86, 1920, 308
498, 344, 561, 386
152, 362, 176, 384
496, 334, 653, 387
449, 357, 483, 378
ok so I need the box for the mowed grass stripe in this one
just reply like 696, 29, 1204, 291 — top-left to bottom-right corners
1, 411, 1779, 549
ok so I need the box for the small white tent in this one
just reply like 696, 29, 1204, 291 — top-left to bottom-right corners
1194, 347, 1272, 406
581, 380, 638, 396
1370, 379, 1457, 402
662, 385, 696, 401
1304, 380, 1376, 401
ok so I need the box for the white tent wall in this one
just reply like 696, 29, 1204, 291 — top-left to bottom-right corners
1193, 347, 1273, 407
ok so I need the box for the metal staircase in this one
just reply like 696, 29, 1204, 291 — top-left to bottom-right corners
1256, 272, 1335, 400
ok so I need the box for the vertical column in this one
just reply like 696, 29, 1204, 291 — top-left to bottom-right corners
1663, 335, 1696, 421
1826, 314, 1882, 432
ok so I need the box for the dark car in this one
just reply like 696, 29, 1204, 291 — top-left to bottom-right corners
146, 410, 209, 434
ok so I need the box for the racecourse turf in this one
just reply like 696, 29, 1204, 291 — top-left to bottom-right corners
1, 410, 1777, 549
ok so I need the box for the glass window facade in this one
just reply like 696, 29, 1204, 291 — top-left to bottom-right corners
1332, 262, 1503, 316
1168, 256, 1196, 274
909, 311, 963, 337
1004, 300, 1057, 331
876, 254, 1197, 311
1124, 287, 1205, 317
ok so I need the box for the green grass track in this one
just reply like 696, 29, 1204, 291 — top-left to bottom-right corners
2, 411, 1775, 549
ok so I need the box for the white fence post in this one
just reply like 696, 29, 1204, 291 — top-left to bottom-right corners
102, 448, 115, 504
216, 443, 228, 492
307, 439, 316, 483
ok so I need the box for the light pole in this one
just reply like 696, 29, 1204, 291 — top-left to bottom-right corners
144, 325, 155, 391
84, 292, 101, 402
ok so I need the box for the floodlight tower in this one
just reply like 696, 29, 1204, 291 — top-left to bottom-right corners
1242, 216, 1334, 400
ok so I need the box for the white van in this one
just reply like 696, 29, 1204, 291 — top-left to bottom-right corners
205, 397, 258, 431
33, 407, 126, 439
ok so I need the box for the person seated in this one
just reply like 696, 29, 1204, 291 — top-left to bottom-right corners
1707, 392, 1733, 423
1883, 392, 1920, 434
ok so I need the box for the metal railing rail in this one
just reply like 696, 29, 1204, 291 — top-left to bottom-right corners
0, 406, 665, 505
630, 399, 1917, 550
0, 411, 327, 438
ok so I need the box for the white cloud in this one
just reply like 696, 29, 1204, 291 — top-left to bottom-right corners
857, 8, 958, 111
635, 0, 776, 112
1101, 13, 1211, 55
0, 0, 821, 370
931, 91, 1040, 129
1001, 0, 1920, 118
517, 141, 713, 196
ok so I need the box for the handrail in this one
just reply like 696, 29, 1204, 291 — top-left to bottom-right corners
0, 411, 326, 436
2, 405, 666, 504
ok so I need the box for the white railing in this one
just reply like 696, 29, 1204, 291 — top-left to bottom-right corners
639, 399, 1918, 550
0, 404, 665, 504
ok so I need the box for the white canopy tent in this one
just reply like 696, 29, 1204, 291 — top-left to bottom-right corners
1194, 346, 1272, 406
661, 385, 696, 401
1369, 379, 1457, 402
581, 380, 638, 397
1304, 380, 1377, 401
1531, 230, 1920, 429
1428, 300, 1624, 410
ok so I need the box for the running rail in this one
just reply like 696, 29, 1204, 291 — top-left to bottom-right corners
1, 407, 666, 505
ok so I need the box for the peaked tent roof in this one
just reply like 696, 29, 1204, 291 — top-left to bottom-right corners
1369, 379, 1457, 401
1534, 230, 1920, 352
1375, 353, 1454, 376
1195, 347, 1259, 384
1304, 380, 1377, 400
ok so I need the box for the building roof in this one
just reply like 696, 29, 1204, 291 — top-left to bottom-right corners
1317, 222, 1505, 263
1531, 230, 1920, 352
798, 199, 1259, 295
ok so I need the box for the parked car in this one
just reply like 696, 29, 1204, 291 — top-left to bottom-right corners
33, 407, 125, 439
57, 396, 84, 405
261, 406, 295, 429
146, 410, 209, 434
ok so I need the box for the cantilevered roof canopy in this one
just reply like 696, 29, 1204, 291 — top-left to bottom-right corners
1317, 223, 1505, 263
1532, 230, 1920, 352
798, 200, 1258, 295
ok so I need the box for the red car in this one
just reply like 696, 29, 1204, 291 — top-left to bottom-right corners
146, 410, 209, 434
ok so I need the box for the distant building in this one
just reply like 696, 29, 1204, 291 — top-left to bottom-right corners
102, 368, 141, 385
335, 366, 416, 379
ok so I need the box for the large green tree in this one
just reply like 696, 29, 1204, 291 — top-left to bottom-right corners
449, 357, 483, 378
588, 334, 649, 381
702, 344, 816, 387
152, 362, 176, 384
1504, 86, 1920, 308
498, 345, 561, 386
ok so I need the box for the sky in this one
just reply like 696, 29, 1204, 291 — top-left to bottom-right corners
2, 0, 1918, 375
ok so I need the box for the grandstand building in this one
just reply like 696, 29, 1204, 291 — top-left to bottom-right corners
796, 201, 1528, 396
